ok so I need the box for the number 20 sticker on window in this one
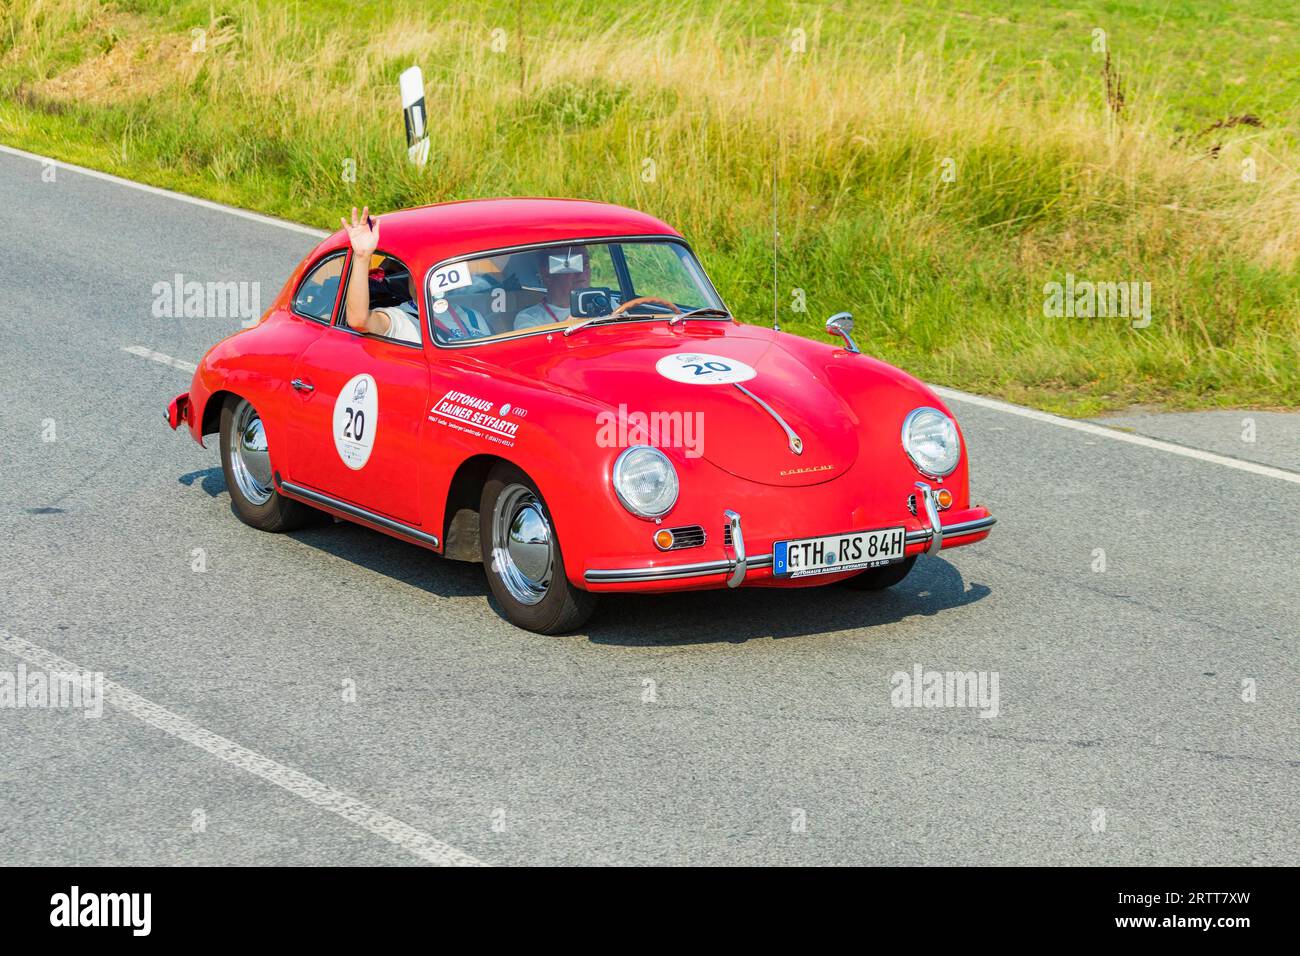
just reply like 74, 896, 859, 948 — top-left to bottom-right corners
429, 262, 472, 297
334, 373, 378, 469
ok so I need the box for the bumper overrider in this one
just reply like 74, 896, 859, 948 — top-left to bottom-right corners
583, 482, 995, 588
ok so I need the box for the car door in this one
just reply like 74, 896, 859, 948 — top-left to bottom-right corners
285, 317, 431, 528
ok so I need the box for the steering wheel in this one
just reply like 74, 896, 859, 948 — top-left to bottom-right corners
611, 296, 680, 316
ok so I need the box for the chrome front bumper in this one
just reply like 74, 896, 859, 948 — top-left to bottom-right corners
583, 484, 995, 587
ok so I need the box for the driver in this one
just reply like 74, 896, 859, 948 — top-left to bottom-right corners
341, 206, 488, 342
513, 245, 591, 330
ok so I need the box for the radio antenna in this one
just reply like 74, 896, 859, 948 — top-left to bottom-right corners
517, 0, 525, 93
772, 156, 780, 332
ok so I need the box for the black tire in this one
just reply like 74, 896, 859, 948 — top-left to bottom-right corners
219, 396, 318, 532
839, 556, 917, 591
479, 463, 597, 634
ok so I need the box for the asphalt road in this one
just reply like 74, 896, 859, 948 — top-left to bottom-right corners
0, 146, 1296, 866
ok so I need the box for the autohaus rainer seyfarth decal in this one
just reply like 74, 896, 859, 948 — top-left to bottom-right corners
428, 390, 520, 448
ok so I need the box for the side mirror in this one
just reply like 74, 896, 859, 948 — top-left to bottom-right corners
825, 312, 859, 353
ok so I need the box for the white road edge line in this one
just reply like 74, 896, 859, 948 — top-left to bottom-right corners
0, 631, 484, 867
122, 345, 197, 373
931, 385, 1300, 486
0, 143, 329, 239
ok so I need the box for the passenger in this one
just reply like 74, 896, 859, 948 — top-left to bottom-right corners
341, 206, 488, 342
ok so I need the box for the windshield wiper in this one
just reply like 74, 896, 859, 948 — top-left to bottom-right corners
669, 307, 732, 325
562, 311, 672, 337
563, 306, 731, 338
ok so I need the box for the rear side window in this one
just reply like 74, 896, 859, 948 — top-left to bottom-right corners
292, 253, 345, 322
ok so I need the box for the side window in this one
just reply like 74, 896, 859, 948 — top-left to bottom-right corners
349, 253, 421, 346
291, 253, 345, 322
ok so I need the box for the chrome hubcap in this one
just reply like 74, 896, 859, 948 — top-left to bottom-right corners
491, 484, 553, 605
230, 400, 273, 505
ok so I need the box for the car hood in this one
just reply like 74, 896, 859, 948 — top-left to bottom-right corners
502, 324, 860, 487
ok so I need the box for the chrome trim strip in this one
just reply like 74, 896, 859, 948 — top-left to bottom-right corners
734, 383, 803, 455
279, 481, 441, 549
585, 514, 995, 584
905, 514, 996, 544
585, 553, 772, 585
724, 509, 746, 588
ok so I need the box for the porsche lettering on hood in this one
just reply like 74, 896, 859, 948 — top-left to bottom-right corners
780, 463, 835, 477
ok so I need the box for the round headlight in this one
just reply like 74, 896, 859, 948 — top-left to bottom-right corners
902, 407, 961, 477
612, 445, 679, 519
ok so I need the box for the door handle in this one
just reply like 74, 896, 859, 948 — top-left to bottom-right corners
291, 378, 315, 393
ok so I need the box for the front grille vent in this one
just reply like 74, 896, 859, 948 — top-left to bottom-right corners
666, 525, 706, 550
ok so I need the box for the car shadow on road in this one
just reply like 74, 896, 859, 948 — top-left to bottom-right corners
285, 521, 490, 598
584, 557, 991, 646
194, 467, 990, 641
178, 467, 227, 498
280, 514, 989, 640
187, 472, 490, 598
288, 516, 990, 641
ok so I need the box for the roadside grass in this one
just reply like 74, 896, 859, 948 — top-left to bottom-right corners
2, 0, 1297, 416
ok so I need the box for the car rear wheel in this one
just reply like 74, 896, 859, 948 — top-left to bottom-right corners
219, 396, 318, 532
479, 463, 597, 634
840, 556, 917, 590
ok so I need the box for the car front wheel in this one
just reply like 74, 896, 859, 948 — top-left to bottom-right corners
479, 463, 597, 634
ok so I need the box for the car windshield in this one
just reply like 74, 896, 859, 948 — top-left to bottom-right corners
423, 239, 725, 345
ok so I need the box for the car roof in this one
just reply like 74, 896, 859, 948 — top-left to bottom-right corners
323, 198, 683, 270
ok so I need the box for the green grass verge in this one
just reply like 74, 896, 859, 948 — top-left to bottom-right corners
2, 0, 1297, 416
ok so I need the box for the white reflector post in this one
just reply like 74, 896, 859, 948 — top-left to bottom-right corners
399, 66, 430, 167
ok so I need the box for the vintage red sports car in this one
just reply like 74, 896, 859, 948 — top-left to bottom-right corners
168, 198, 995, 633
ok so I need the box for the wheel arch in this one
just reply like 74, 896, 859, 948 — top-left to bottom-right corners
200, 389, 238, 438
440, 453, 513, 561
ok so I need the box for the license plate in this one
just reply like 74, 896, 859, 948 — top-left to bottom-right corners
773, 526, 907, 578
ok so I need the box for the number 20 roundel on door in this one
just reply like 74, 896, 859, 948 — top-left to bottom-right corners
333, 373, 378, 469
